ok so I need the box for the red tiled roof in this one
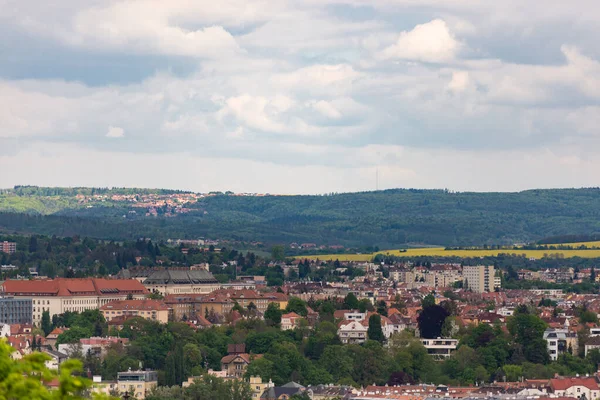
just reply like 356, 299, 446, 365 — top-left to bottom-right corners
550, 377, 599, 391
2, 278, 148, 297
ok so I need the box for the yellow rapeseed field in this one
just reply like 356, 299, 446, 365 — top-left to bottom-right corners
299, 245, 600, 262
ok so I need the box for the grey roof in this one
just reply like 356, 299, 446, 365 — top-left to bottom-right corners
260, 387, 303, 399
144, 269, 218, 285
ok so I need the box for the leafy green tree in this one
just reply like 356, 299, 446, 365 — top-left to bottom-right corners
271, 245, 285, 261
367, 314, 385, 343
358, 299, 374, 313
421, 294, 436, 309
376, 301, 388, 317
417, 305, 449, 339
41, 310, 52, 336
343, 293, 359, 310
264, 303, 282, 326
285, 297, 308, 317
0, 339, 115, 399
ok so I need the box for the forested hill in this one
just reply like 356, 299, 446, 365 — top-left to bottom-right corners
1, 187, 600, 247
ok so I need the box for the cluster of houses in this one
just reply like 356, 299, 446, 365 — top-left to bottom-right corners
3, 261, 600, 398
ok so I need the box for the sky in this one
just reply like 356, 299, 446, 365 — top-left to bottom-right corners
1, 0, 600, 194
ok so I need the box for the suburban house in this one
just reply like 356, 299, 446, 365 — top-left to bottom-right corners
220, 344, 259, 379
337, 320, 368, 344
281, 312, 302, 330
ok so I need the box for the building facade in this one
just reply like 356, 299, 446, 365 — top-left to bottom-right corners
1, 278, 148, 325
463, 265, 495, 293
142, 269, 220, 295
420, 338, 458, 359
100, 299, 171, 324
117, 370, 158, 399
0, 297, 33, 324
544, 328, 579, 361
0, 241, 16, 254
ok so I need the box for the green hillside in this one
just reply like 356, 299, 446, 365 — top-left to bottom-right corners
1, 187, 600, 246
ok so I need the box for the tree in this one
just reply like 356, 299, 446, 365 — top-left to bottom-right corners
286, 297, 308, 317
28, 236, 38, 253
358, 299, 374, 313
271, 245, 285, 262
41, 310, 52, 336
343, 293, 359, 310
376, 301, 388, 317
421, 294, 436, 309
264, 303, 282, 326
417, 305, 449, 339
367, 314, 385, 343
0, 339, 113, 399
592, 267, 597, 283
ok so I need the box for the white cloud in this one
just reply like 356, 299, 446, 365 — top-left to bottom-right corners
447, 71, 470, 92
106, 126, 125, 138
380, 19, 462, 63
4, 1, 600, 192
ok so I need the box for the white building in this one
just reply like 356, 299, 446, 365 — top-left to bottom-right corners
1, 278, 148, 325
420, 338, 458, 359
550, 377, 600, 399
337, 320, 368, 344
544, 328, 578, 361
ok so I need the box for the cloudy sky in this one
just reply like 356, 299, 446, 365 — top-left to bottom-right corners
1, 1, 600, 194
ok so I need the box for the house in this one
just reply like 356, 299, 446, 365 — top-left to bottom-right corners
42, 349, 69, 370
220, 344, 258, 379
45, 328, 64, 349
550, 377, 600, 399
281, 312, 301, 330
585, 336, 600, 357
337, 320, 368, 344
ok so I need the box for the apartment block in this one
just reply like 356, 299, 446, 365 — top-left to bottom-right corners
463, 265, 495, 293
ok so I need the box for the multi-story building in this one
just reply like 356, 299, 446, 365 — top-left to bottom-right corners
116, 370, 158, 399
1, 278, 148, 325
0, 241, 16, 254
199, 289, 288, 316
463, 265, 495, 293
544, 328, 579, 361
100, 299, 171, 324
0, 296, 33, 324
420, 338, 458, 359
142, 269, 220, 295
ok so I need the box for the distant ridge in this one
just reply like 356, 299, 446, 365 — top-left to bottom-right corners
1, 186, 600, 247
